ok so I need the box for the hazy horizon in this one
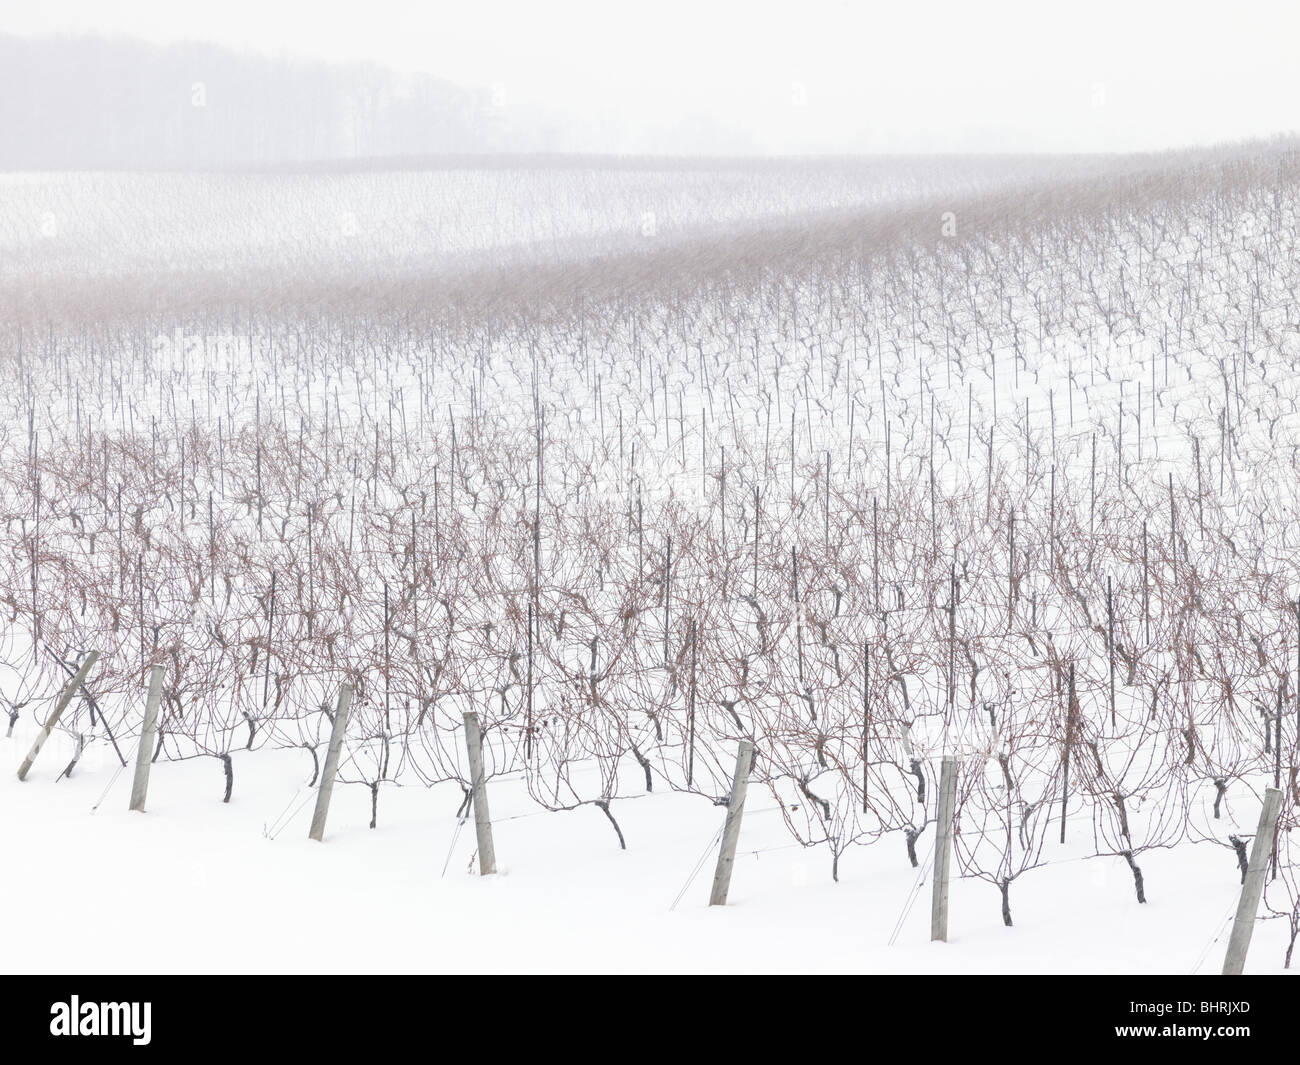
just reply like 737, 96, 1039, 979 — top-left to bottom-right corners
3, 1, 1299, 157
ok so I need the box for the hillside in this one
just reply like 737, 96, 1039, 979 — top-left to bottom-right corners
1, 141, 1298, 973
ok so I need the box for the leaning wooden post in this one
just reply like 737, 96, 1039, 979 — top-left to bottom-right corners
1221, 787, 1283, 975
308, 683, 353, 842
129, 664, 164, 812
463, 711, 497, 875
709, 739, 755, 906
931, 755, 958, 942
17, 650, 99, 781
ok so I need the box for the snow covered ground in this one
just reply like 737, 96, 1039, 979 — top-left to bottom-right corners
3, 145, 1300, 975
1, 721, 1290, 974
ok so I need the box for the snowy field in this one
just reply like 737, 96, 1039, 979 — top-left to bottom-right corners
0, 728, 1291, 974
2, 144, 1299, 974
0, 155, 1093, 280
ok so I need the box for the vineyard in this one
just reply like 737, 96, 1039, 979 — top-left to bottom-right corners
2, 143, 1299, 973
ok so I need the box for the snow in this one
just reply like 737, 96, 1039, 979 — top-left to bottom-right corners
3, 145, 1300, 975
0, 723, 1290, 974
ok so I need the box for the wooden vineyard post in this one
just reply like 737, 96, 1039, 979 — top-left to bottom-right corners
1106, 576, 1116, 730
932, 755, 958, 942
709, 739, 755, 906
463, 711, 497, 875
129, 664, 164, 812
17, 650, 99, 781
308, 683, 354, 841
1221, 787, 1283, 975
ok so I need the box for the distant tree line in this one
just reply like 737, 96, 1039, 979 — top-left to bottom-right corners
0, 34, 502, 169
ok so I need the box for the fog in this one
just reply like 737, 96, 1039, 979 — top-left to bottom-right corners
2, 0, 1299, 160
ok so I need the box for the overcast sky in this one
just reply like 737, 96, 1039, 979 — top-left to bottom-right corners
5, 0, 1299, 154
